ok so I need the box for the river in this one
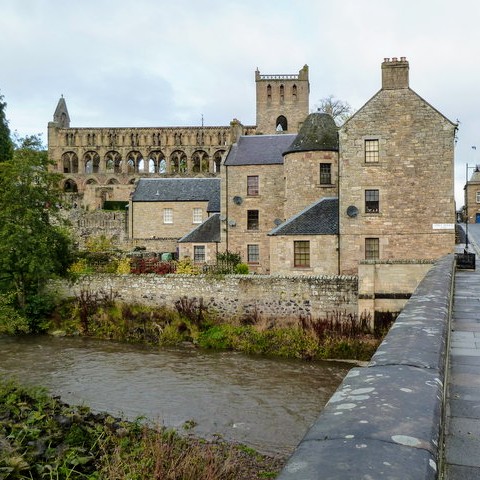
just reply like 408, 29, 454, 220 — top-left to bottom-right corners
0, 335, 350, 455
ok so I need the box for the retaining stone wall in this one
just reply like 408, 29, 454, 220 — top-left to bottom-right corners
278, 254, 454, 479
53, 274, 358, 325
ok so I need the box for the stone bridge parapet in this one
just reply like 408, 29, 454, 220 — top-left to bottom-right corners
277, 254, 455, 479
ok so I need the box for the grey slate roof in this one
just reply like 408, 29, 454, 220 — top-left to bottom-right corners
224, 134, 296, 166
178, 213, 220, 243
283, 113, 338, 155
132, 178, 220, 212
269, 197, 339, 236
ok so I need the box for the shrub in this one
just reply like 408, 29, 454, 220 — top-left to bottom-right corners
175, 257, 200, 275
0, 293, 30, 334
234, 263, 249, 274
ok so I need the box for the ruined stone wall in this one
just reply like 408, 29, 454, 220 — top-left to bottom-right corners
54, 274, 358, 325
63, 209, 128, 249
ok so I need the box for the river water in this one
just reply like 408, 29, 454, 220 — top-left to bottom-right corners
0, 335, 350, 455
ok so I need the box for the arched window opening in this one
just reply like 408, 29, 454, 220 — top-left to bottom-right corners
63, 179, 78, 193
84, 151, 100, 173
192, 151, 209, 173
267, 84, 272, 101
85, 178, 97, 185
126, 151, 143, 173
276, 115, 288, 132
138, 159, 145, 173
292, 84, 297, 99
170, 150, 186, 174
106, 151, 122, 174
280, 84, 284, 102
213, 150, 224, 173
107, 178, 119, 185
148, 150, 165, 174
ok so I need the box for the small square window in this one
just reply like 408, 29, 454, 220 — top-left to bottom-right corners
247, 244, 259, 263
247, 210, 259, 230
194, 245, 205, 262
320, 163, 332, 185
294, 241, 310, 268
365, 189, 379, 213
365, 139, 379, 163
365, 238, 379, 260
163, 208, 173, 224
193, 208, 202, 223
247, 176, 259, 196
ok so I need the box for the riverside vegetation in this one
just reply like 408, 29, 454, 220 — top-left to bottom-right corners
0, 378, 283, 479
51, 287, 384, 362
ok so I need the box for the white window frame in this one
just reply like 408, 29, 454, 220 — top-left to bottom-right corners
163, 208, 173, 224
247, 244, 259, 263
476, 192, 480, 204
193, 208, 203, 224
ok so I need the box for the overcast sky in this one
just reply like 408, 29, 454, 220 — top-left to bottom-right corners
0, 0, 478, 206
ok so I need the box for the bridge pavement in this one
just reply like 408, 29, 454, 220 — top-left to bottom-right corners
444, 232, 480, 478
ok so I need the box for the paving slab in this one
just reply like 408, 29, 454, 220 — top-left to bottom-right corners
444, 257, 480, 478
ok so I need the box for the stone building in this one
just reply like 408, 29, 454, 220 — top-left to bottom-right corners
182, 58, 456, 276
48, 66, 308, 210
129, 178, 220, 254
464, 167, 480, 223
338, 57, 456, 274
49, 58, 456, 278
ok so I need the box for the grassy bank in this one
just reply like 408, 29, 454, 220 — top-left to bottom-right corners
50, 289, 385, 362
0, 378, 283, 479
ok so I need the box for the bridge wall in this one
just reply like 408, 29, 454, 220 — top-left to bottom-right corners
278, 254, 455, 479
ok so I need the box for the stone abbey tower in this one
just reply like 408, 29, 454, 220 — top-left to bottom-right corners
255, 65, 309, 134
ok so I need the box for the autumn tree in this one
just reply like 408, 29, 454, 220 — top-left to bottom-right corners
315, 95, 353, 126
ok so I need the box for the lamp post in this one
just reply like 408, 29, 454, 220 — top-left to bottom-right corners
466, 148, 477, 250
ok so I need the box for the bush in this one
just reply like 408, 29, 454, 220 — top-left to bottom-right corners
234, 263, 249, 274
175, 257, 200, 275
0, 293, 29, 334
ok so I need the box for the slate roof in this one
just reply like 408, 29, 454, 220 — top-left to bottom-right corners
178, 213, 221, 243
283, 113, 338, 155
268, 197, 339, 236
224, 134, 296, 166
132, 178, 220, 212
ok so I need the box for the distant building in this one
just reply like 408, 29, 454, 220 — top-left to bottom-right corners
464, 167, 480, 223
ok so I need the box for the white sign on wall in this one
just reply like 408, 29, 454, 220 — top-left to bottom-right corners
432, 223, 455, 230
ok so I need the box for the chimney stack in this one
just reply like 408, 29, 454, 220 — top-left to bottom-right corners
381, 57, 409, 90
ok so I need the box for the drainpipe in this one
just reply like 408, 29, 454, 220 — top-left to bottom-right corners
337, 135, 341, 275
225, 164, 229, 253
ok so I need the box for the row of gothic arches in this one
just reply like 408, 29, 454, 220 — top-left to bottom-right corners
61, 149, 226, 175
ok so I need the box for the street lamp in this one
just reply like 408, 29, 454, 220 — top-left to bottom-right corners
466, 148, 477, 250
